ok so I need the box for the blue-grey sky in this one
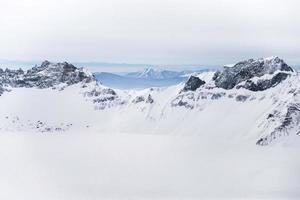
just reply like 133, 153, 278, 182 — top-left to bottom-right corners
0, 0, 300, 66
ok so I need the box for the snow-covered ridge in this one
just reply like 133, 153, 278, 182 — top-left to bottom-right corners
1, 57, 300, 146
214, 56, 294, 90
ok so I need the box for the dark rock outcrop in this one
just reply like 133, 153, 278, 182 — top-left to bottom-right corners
146, 94, 154, 104
87, 87, 116, 97
211, 92, 225, 100
83, 83, 122, 110
235, 95, 249, 102
132, 94, 154, 104
182, 76, 205, 92
132, 96, 145, 103
0, 84, 4, 96
22, 61, 95, 88
257, 104, 300, 145
237, 72, 290, 91
171, 93, 195, 109
0, 68, 25, 87
213, 57, 293, 90
85, 87, 117, 103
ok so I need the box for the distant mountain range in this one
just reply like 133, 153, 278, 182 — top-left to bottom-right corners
126, 68, 184, 79
94, 68, 206, 89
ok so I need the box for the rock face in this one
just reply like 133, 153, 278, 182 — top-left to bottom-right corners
132, 94, 154, 104
257, 103, 300, 145
237, 72, 290, 91
0, 61, 95, 89
0, 68, 25, 87
146, 94, 154, 104
182, 76, 205, 92
0, 85, 4, 96
83, 82, 123, 110
213, 57, 293, 90
132, 96, 145, 103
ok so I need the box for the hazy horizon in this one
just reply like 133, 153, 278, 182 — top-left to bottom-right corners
0, 59, 219, 72
0, 57, 300, 73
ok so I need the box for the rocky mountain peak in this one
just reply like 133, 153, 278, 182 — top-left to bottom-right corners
182, 76, 206, 92
40, 60, 51, 68
213, 57, 294, 90
28, 61, 77, 74
0, 61, 96, 89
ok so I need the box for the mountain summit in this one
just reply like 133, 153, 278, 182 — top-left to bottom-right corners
0, 60, 95, 90
213, 56, 294, 90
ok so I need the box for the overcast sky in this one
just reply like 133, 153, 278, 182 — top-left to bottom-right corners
0, 0, 300, 66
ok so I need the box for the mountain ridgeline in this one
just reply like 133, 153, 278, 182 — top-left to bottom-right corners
0, 61, 94, 90
0, 57, 299, 146
213, 57, 293, 90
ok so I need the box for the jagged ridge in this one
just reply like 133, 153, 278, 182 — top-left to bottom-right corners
213, 56, 293, 90
0, 60, 95, 90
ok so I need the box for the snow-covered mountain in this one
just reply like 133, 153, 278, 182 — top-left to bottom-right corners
1, 57, 300, 146
0, 60, 94, 89
124, 67, 207, 79
125, 68, 183, 79
94, 68, 206, 89
94, 71, 186, 89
